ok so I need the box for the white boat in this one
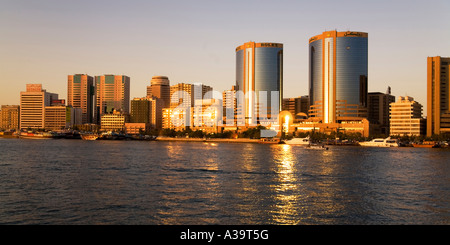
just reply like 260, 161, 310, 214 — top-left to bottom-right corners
285, 137, 311, 145
307, 144, 329, 150
359, 137, 399, 147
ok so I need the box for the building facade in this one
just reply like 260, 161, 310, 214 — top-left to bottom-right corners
390, 96, 425, 136
95, 75, 130, 123
68, 74, 94, 124
235, 41, 283, 126
147, 76, 170, 108
100, 110, 129, 132
44, 106, 75, 131
308, 30, 368, 123
20, 84, 57, 130
0, 105, 20, 130
368, 90, 395, 135
427, 56, 450, 136
282, 96, 310, 120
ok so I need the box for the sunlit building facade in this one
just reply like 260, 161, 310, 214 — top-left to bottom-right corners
390, 96, 425, 136
0, 105, 20, 130
147, 76, 170, 108
67, 74, 94, 124
20, 84, 58, 130
308, 30, 368, 123
236, 41, 283, 126
95, 75, 130, 123
427, 56, 450, 136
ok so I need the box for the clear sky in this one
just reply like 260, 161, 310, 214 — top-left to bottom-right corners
1, 0, 449, 115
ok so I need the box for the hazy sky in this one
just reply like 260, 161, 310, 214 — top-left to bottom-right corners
1, 0, 449, 114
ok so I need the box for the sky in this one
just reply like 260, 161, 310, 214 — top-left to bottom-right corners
1, 0, 449, 115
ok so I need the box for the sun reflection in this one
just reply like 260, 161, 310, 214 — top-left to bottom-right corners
270, 144, 302, 224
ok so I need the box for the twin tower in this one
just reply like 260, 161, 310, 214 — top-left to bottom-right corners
236, 30, 368, 125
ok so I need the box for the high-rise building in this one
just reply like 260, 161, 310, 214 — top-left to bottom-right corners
68, 74, 94, 124
147, 76, 170, 108
390, 96, 425, 136
170, 83, 213, 109
308, 30, 368, 123
427, 56, 450, 136
20, 84, 57, 130
368, 89, 395, 135
95, 75, 130, 123
0, 105, 20, 130
235, 41, 283, 126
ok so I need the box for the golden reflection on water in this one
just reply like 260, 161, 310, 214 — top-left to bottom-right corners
270, 144, 302, 224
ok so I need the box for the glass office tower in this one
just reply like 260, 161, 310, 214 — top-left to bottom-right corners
236, 42, 283, 125
309, 31, 368, 123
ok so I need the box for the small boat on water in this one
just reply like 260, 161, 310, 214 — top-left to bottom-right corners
285, 136, 311, 145
19, 131, 55, 139
307, 143, 329, 150
412, 141, 440, 148
359, 137, 399, 147
259, 138, 284, 144
81, 134, 99, 141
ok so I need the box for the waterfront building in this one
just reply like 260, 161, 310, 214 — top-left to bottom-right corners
192, 99, 222, 133
100, 110, 129, 132
20, 84, 58, 130
162, 107, 194, 131
282, 96, 310, 121
95, 75, 130, 123
390, 96, 425, 136
68, 74, 94, 124
223, 86, 237, 126
147, 76, 170, 108
0, 105, 20, 130
308, 30, 368, 122
368, 89, 395, 135
235, 41, 283, 126
170, 83, 213, 109
130, 97, 163, 129
427, 56, 450, 136
44, 105, 77, 131
124, 123, 150, 135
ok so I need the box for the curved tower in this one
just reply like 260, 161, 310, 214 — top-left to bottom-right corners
236, 41, 283, 125
309, 31, 368, 123
147, 76, 170, 108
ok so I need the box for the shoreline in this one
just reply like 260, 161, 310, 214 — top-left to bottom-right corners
155, 137, 262, 144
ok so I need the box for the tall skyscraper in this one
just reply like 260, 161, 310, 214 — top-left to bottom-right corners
235, 41, 283, 126
427, 56, 450, 136
308, 30, 368, 123
68, 74, 94, 124
95, 75, 130, 123
147, 76, 170, 108
20, 84, 57, 130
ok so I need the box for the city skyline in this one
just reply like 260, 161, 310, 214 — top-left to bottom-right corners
1, 0, 449, 116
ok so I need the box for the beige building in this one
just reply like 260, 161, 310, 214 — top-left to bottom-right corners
390, 96, 425, 136
427, 56, 450, 136
0, 105, 20, 130
20, 84, 58, 130
100, 110, 129, 132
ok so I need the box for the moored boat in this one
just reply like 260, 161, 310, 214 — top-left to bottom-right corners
285, 136, 311, 145
81, 134, 99, 141
412, 141, 440, 148
307, 143, 329, 150
359, 137, 399, 147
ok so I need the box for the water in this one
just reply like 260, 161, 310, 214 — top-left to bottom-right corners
0, 138, 448, 225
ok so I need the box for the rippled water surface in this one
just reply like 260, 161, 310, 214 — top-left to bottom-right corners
0, 138, 448, 224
